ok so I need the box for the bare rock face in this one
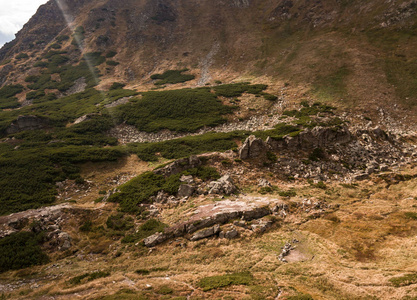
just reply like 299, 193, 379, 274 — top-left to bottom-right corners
190, 224, 220, 241
266, 126, 352, 151
154, 155, 201, 177
208, 175, 236, 195
144, 232, 169, 247
239, 135, 268, 159
6, 115, 48, 135
178, 184, 195, 198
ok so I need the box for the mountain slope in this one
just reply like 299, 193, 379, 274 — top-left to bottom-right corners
1, 0, 417, 117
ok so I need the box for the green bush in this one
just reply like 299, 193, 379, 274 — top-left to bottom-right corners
286, 294, 314, 300
80, 220, 93, 232
389, 273, 417, 287
72, 26, 85, 46
129, 131, 246, 161
108, 172, 174, 213
0, 144, 123, 215
122, 219, 167, 243
0, 84, 23, 109
150, 69, 195, 85
106, 51, 117, 58
50, 43, 61, 49
69, 271, 110, 285
404, 212, 417, 220
26, 90, 45, 100
110, 82, 126, 90
262, 93, 278, 101
115, 87, 234, 132
254, 123, 301, 140
197, 272, 253, 291
157, 285, 173, 295
0, 84, 23, 99
83, 52, 106, 66
34, 61, 48, 68
309, 148, 326, 161
0, 231, 49, 273
15, 53, 29, 60
283, 102, 335, 118
106, 213, 134, 231
56, 35, 69, 43
106, 60, 119, 66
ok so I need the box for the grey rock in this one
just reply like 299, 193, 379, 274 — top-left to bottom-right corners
353, 173, 370, 181
6, 115, 48, 135
190, 224, 220, 241
258, 178, 271, 187
154, 156, 201, 177
239, 135, 268, 159
242, 206, 271, 221
144, 232, 168, 247
225, 228, 239, 239
178, 184, 195, 198
208, 175, 236, 195
180, 175, 194, 184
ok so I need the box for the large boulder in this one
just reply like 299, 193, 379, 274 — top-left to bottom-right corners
208, 175, 236, 195
239, 135, 268, 159
6, 115, 48, 135
154, 155, 201, 177
178, 184, 195, 198
190, 224, 220, 241
144, 232, 169, 247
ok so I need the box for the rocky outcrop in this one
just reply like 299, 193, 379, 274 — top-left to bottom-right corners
178, 184, 195, 198
190, 224, 220, 241
154, 155, 201, 177
207, 175, 236, 195
0, 204, 74, 251
6, 115, 48, 135
239, 135, 268, 159
143, 199, 274, 247
144, 232, 168, 247
266, 126, 351, 151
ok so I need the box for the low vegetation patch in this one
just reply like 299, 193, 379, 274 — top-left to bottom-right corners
109, 166, 219, 213
389, 273, 417, 287
122, 219, 167, 243
0, 143, 123, 215
197, 271, 253, 291
254, 123, 301, 140
128, 131, 247, 161
0, 231, 49, 273
68, 271, 110, 285
283, 102, 335, 118
115, 87, 234, 132
0, 84, 23, 109
150, 69, 195, 85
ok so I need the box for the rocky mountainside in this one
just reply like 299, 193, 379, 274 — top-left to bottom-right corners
1, 1, 417, 299
1, 0, 417, 117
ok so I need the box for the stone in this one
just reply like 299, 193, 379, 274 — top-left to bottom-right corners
353, 173, 369, 181
278, 242, 294, 262
190, 224, 220, 241
154, 156, 201, 177
178, 184, 195, 198
242, 206, 271, 221
258, 178, 271, 187
155, 191, 169, 203
208, 175, 236, 195
144, 232, 168, 247
225, 228, 239, 239
6, 115, 48, 135
180, 175, 194, 184
239, 135, 268, 159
